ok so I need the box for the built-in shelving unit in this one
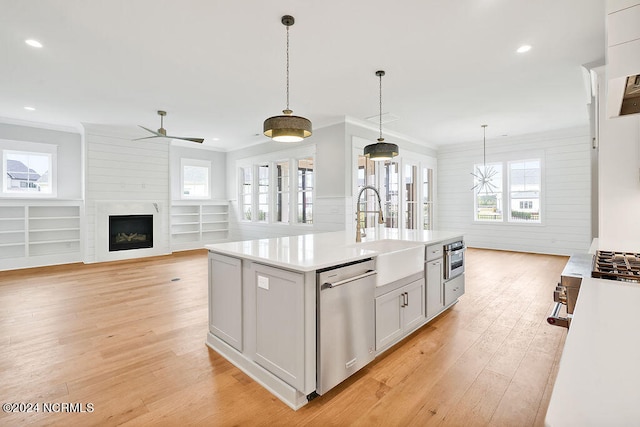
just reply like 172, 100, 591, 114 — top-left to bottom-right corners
0, 206, 26, 260
170, 201, 229, 251
0, 202, 82, 271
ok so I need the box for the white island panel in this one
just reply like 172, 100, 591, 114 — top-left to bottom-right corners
545, 277, 640, 426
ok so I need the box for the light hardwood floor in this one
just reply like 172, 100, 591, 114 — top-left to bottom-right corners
0, 248, 568, 426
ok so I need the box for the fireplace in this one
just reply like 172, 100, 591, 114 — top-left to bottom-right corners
109, 215, 153, 252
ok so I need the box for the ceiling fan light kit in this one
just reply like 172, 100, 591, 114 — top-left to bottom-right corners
263, 15, 312, 143
364, 70, 399, 161
136, 110, 204, 143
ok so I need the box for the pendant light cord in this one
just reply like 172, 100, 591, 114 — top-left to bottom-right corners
482, 124, 487, 167
285, 25, 290, 112
379, 72, 383, 141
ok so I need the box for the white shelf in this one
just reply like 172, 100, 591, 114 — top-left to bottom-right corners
29, 239, 80, 245
170, 202, 229, 251
0, 203, 82, 269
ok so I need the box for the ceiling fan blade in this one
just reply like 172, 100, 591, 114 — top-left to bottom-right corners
138, 125, 164, 137
132, 135, 161, 141
166, 135, 204, 143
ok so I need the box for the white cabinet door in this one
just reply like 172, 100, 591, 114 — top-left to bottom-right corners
208, 252, 242, 351
375, 278, 425, 351
403, 279, 425, 332
253, 263, 305, 391
426, 258, 444, 320
375, 288, 404, 351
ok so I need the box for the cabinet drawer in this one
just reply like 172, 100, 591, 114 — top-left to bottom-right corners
444, 274, 464, 306
426, 244, 443, 261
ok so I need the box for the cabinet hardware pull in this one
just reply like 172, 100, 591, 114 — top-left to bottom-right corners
404, 292, 409, 306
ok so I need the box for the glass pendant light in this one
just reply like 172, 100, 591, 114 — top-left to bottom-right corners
471, 124, 498, 193
263, 15, 312, 142
364, 70, 399, 160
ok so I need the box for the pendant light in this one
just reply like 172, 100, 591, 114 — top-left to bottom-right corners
263, 15, 312, 142
364, 70, 399, 161
471, 124, 498, 194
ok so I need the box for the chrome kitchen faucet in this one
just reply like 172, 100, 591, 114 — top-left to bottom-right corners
355, 185, 385, 242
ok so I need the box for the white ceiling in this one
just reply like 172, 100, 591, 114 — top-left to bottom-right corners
0, 0, 605, 151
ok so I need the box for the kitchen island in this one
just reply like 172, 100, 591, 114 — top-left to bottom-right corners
205, 229, 464, 409
545, 276, 640, 426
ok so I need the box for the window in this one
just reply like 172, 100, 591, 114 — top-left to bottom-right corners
355, 150, 434, 233
276, 161, 290, 223
422, 167, 433, 230
520, 201, 533, 209
181, 159, 210, 199
240, 167, 252, 220
356, 155, 376, 230
404, 164, 418, 229
3, 149, 54, 196
237, 152, 314, 225
381, 161, 399, 228
473, 159, 541, 223
257, 164, 269, 222
473, 162, 503, 222
297, 158, 313, 224
509, 160, 541, 223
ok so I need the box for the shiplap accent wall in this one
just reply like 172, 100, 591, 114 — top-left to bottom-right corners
438, 127, 592, 255
83, 124, 171, 263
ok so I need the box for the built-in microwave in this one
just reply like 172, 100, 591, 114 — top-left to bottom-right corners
444, 240, 465, 280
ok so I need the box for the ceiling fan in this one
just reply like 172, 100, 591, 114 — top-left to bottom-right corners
135, 110, 204, 143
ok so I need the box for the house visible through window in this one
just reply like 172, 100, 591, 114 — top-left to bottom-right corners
509, 160, 541, 223
3, 150, 53, 195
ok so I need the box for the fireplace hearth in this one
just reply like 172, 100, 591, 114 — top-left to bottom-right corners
109, 215, 153, 252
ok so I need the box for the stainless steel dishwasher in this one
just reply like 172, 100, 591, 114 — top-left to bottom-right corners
316, 258, 376, 395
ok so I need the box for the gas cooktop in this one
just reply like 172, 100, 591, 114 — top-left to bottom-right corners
592, 250, 640, 282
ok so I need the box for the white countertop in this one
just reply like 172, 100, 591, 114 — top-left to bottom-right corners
545, 277, 640, 426
205, 229, 463, 271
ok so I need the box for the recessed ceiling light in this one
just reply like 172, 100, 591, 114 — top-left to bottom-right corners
24, 106, 36, 111
516, 45, 532, 53
25, 39, 43, 48
212, 137, 220, 141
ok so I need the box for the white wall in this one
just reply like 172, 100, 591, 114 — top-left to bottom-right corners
0, 121, 82, 200
598, 79, 640, 250
223, 118, 439, 242
598, 1, 640, 251
170, 144, 226, 200
225, 122, 348, 241
83, 124, 171, 263
438, 127, 593, 255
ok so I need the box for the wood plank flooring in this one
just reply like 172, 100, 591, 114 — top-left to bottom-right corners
0, 248, 568, 426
